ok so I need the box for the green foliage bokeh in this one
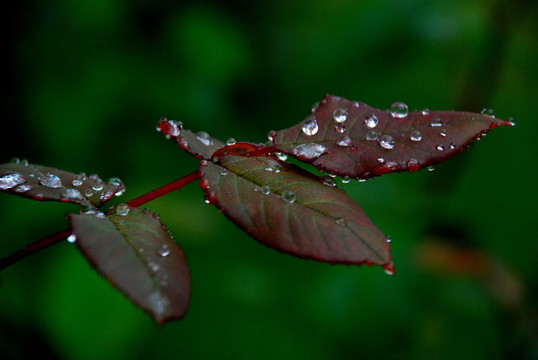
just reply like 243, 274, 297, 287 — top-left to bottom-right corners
1, 0, 536, 359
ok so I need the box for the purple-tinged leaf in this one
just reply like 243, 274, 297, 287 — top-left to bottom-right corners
199, 155, 392, 270
157, 118, 225, 160
0, 161, 125, 207
68, 206, 190, 325
271, 95, 514, 178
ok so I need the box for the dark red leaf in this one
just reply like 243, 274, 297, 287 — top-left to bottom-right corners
157, 118, 225, 160
200, 155, 393, 270
271, 95, 514, 178
0, 161, 125, 207
68, 206, 190, 325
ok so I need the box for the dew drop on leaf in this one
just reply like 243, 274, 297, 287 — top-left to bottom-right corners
39, 173, 62, 188
290, 143, 328, 161
0, 172, 25, 190
280, 190, 296, 204
431, 118, 443, 127
410, 130, 422, 142
390, 102, 409, 118
365, 131, 378, 141
302, 118, 319, 136
115, 203, 130, 216
364, 114, 379, 128
379, 135, 395, 150
333, 108, 348, 123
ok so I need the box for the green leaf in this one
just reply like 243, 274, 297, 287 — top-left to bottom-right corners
68, 206, 190, 325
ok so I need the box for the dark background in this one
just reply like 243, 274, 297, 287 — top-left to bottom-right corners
1, 0, 536, 359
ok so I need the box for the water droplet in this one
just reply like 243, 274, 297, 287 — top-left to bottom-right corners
365, 114, 379, 128
219, 168, 228, 176
290, 143, 328, 161
341, 176, 350, 184
365, 131, 378, 141
116, 203, 130, 216
410, 130, 422, 142
67, 234, 77, 243
157, 245, 171, 257
336, 135, 352, 147
407, 158, 420, 172
335, 217, 346, 226
481, 108, 495, 117
427, 166, 435, 172
436, 145, 445, 151
91, 178, 104, 191
421, 109, 430, 116
261, 185, 270, 195
275, 152, 288, 161
280, 190, 296, 204
333, 108, 348, 123
390, 102, 408, 118
267, 130, 277, 142
379, 135, 395, 150
226, 138, 236, 145
14, 184, 31, 193
72, 173, 86, 187
302, 118, 319, 136
321, 176, 336, 187
0, 172, 25, 190
65, 188, 83, 199
196, 131, 212, 146
334, 123, 346, 133
440, 129, 447, 137
38, 173, 61, 188
431, 118, 443, 127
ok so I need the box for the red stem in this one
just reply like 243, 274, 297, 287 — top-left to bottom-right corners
0, 171, 201, 271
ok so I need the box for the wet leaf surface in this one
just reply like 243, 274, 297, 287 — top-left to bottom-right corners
271, 95, 514, 178
0, 161, 125, 208
68, 206, 190, 325
200, 155, 392, 269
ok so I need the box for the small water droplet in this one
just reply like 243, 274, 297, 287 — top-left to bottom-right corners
196, 131, 212, 146
321, 176, 336, 187
390, 102, 408, 118
39, 173, 62, 188
67, 234, 77, 243
336, 135, 352, 147
302, 118, 319, 136
261, 185, 270, 195
407, 158, 420, 172
290, 143, 328, 161
364, 114, 379, 128
436, 144, 445, 151
116, 203, 130, 216
440, 129, 447, 137
334, 123, 346, 133
341, 176, 350, 184
280, 190, 296, 204
481, 108, 495, 117
91, 178, 104, 191
14, 184, 31, 193
431, 118, 443, 127
335, 217, 346, 226
379, 135, 395, 150
333, 108, 348, 123
410, 130, 422, 142
0, 172, 25, 190
365, 131, 378, 141
157, 245, 171, 257
226, 138, 236, 145
275, 152, 288, 161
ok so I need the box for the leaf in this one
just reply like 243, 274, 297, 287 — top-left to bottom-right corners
271, 95, 514, 178
0, 160, 125, 208
200, 155, 393, 270
157, 118, 225, 160
68, 206, 190, 325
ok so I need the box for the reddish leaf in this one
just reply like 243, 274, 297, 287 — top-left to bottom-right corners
68, 206, 190, 325
0, 160, 125, 207
271, 95, 514, 178
199, 155, 393, 270
157, 118, 225, 160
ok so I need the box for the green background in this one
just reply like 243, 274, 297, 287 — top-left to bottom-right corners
1, 0, 536, 359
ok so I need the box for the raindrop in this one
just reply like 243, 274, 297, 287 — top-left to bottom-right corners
290, 143, 328, 161
333, 108, 348, 123
431, 118, 443, 127
336, 135, 352, 147
390, 102, 409, 118
410, 130, 422, 142
335, 217, 347, 226
334, 123, 346, 133
39, 173, 62, 188
92, 178, 104, 191
481, 108, 495, 117
341, 176, 350, 184
196, 131, 212, 146
14, 184, 31, 193
440, 129, 447, 137
72, 173, 86, 186
0, 172, 25, 190
157, 245, 171, 257
261, 185, 270, 195
321, 176, 336, 187
226, 138, 236, 146
436, 145, 445, 151
364, 114, 379, 128
365, 131, 378, 141
379, 135, 395, 150
280, 190, 296, 204
67, 234, 77, 243
275, 152, 288, 161
115, 203, 130, 216
302, 118, 319, 136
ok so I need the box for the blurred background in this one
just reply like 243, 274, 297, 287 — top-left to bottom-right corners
1, 0, 536, 359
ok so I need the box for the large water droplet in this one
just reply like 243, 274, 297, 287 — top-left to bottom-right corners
390, 102, 408, 118
196, 131, 212, 146
431, 118, 443, 127
410, 130, 422, 142
336, 135, 352, 147
39, 173, 62, 188
333, 108, 348, 123
0, 172, 25, 190
379, 135, 395, 150
67, 234, 77, 243
365, 114, 379, 128
280, 190, 296, 204
365, 131, 378, 141
116, 203, 130, 216
290, 143, 328, 161
302, 118, 319, 136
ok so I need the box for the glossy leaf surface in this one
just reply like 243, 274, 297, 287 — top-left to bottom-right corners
271, 95, 514, 178
69, 206, 190, 325
0, 161, 125, 207
200, 155, 392, 269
